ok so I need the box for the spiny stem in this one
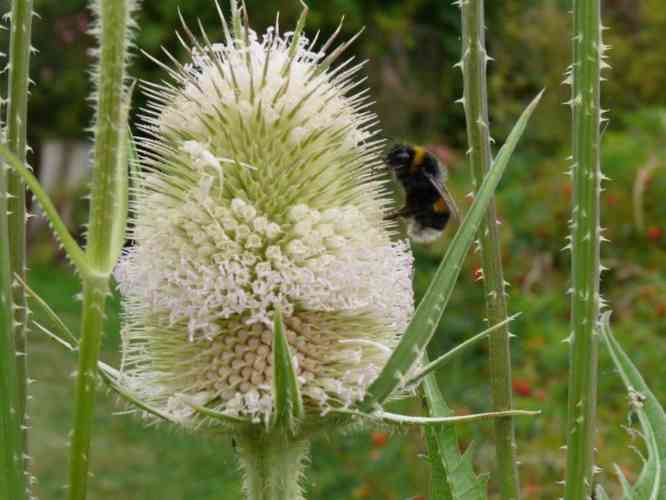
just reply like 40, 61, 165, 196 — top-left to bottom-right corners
6, 0, 34, 459
236, 432, 309, 500
67, 276, 108, 500
68, 1, 133, 498
0, 112, 27, 500
459, 0, 519, 497
563, 0, 603, 499
86, 0, 132, 274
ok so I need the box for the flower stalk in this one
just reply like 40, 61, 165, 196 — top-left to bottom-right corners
6, 0, 34, 455
458, 0, 519, 497
563, 0, 604, 498
236, 433, 309, 500
68, 1, 134, 499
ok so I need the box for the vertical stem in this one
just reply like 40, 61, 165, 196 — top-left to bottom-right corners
236, 433, 309, 500
67, 277, 107, 500
67, 1, 133, 498
564, 0, 602, 499
6, 0, 34, 455
0, 119, 27, 500
459, 1, 519, 498
86, 0, 131, 274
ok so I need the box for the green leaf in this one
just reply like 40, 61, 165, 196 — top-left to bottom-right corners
97, 362, 180, 425
330, 406, 538, 427
271, 309, 304, 432
184, 402, 252, 426
360, 91, 543, 409
404, 314, 520, 388
0, 143, 91, 278
107, 81, 135, 267
425, 423, 454, 500
602, 312, 666, 499
14, 273, 78, 347
423, 374, 488, 500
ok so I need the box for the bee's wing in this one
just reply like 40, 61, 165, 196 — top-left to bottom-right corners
424, 171, 460, 223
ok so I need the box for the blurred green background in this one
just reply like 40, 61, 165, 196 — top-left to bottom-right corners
2, 0, 665, 498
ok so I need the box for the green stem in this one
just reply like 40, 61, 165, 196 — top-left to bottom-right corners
67, 1, 133, 498
0, 127, 27, 500
6, 0, 34, 458
459, 1, 519, 497
236, 433, 309, 500
68, 276, 108, 500
563, 0, 602, 499
86, 0, 131, 273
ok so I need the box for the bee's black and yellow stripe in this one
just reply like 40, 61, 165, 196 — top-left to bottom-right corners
385, 143, 454, 241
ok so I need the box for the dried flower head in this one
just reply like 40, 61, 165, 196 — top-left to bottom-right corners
114, 2, 414, 425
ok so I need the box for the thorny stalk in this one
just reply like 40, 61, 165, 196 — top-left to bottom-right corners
458, 0, 519, 496
563, 0, 605, 498
5, 0, 34, 458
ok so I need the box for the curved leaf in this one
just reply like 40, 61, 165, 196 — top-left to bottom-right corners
602, 312, 666, 500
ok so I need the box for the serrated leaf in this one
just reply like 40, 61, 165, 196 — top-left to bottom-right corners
271, 309, 304, 432
425, 423, 454, 500
602, 312, 666, 499
423, 373, 488, 500
360, 91, 543, 409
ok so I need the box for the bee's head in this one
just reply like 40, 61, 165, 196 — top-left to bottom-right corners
385, 144, 414, 170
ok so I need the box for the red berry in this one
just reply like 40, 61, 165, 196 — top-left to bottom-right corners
371, 431, 389, 448
512, 379, 532, 397
647, 227, 663, 241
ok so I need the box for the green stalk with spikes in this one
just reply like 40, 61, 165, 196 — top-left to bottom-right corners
0, 84, 27, 500
457, 0, 520, 496
563, 0, 604, 498
5, 0, 34, 460
67, 1, 134, 499
0, 159, 26, 500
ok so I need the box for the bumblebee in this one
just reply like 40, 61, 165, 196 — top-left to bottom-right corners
385, 144, 459, 243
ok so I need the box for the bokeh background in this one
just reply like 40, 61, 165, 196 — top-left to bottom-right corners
1, 0, 665, 498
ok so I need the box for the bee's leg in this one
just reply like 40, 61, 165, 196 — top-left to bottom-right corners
384, 206, 419, 221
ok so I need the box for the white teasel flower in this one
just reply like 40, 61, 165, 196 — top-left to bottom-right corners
113, 2, 415, 425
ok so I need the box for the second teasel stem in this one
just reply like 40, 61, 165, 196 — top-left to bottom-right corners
68, 276, 109, 500
68, 1, 134, 498
563, 0, 603, 498
459, 0, 520, 497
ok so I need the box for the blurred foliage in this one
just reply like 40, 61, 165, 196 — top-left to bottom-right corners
1, 0, 662, 151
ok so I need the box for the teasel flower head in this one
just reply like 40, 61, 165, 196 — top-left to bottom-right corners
113, 1, 415, 428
